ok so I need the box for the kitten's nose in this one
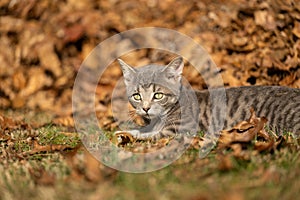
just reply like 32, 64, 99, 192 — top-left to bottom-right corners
143, 107, 150, 113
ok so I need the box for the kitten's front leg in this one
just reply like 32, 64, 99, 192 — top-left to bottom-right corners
115, 129, 159, 140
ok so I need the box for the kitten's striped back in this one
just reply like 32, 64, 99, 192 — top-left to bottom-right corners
197, 86, 300, 135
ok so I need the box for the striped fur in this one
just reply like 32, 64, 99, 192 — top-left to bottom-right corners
117, 57, 300, 139
197, 86, 300, 135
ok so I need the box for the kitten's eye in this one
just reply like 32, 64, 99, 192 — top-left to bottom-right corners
153, 93, 164, 100
132, 93, 142, 101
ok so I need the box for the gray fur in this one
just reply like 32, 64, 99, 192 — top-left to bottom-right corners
117, 57, 300, 139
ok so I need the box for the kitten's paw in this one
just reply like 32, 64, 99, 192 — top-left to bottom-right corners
114, 130, 162, 140
115, 130, 141, 138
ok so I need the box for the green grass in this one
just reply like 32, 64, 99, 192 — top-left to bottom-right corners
38, 125, 80, 148
0, 113, 299, 200
7, 125, 81, 154
1, 149, 299, 200
111, 147, 300, 200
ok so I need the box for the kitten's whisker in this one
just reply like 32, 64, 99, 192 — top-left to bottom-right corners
118, 110, 141, 130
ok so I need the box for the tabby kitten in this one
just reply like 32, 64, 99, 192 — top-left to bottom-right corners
117, 57, 300, 139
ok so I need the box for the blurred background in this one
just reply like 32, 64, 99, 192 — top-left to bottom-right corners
0, 0, 299, 117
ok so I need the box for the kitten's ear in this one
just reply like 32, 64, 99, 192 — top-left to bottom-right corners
163, 56, 184, 82
118, 59, 136, 85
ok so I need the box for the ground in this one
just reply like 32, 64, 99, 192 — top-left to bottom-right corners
0, 0, 300, 199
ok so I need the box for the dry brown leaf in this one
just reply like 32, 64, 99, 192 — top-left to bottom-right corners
62, 24, 85, 44
22, 140, 74, 155
189, 136, 206, 150
157, 137, 172, 147
221, 67, 243, 86
0, 97, 10, 108
231, 36, 248, 47
0, 16, 24, 33
292, 21, 300, 38
0, 113, 31, 133
98, 116, 117, 131
216, 107, 296, 160
0, 132, 11, 141
231, 143, 248, 159
52, 116, 75, 127
218, 108, 267, 148
12, 95, 26, 108
217, 109, 271, 160
254, 140, 274, 152
19, 68, 52, 97
37, 41, 62, 77
26, 91, 56, 111
254, 10, 276, 30
12, 70, 26, 91
112, 131, 135, 146
0, 79, 15, 101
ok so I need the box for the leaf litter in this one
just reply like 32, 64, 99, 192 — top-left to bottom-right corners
155, 107, 299, 194
0, 0, 300, 198
0, 112, 117, 187
112, 107, 299, 172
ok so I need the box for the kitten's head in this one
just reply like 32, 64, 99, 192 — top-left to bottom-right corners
118, 56, 184, 119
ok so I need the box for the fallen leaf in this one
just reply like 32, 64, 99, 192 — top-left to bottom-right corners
37, 41, 62, 77
216, 109, 273, 159
189, 136, 206, 150
63, 24, 85, 44
0, 113, 31, 133
112, 131, 135, 146
254, 140, 274, 152
218, 108, 267, 148
292, 21, 300, 38
52, 116, 75, 127
254, 10, 276, 30
21, 140, 75, 156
